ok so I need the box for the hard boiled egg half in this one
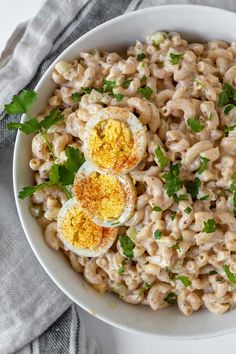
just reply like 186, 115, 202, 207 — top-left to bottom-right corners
57, 198, 118, 257
83, 106, 147, 175
73, 162, 136, 227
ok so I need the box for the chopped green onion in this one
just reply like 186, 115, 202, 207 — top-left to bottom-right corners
198, 156, 209, 174
81, 87, 93, 94
169, 52, 183, 65
155, 145, 169, 169
199, 195, 209, 201
178, 275, 191, 287
152, 205, 162, 212
223, 265, 236, 284
118, 259, 130, 274
194, 79, 206, 89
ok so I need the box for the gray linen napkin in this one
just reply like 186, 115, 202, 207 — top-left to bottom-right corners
1, 0, 236, 353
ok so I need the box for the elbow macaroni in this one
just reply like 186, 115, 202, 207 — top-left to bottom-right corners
29, 31, 236, 316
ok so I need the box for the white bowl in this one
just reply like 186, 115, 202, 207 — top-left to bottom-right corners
13, 5, 236, 339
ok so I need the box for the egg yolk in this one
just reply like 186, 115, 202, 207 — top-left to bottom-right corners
74, 172, 125, 221
88, 118, 134, 171
62, 205, 102, 249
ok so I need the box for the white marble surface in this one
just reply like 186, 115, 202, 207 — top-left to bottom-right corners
1, 1, 236, 352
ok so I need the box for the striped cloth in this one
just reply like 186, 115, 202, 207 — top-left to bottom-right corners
0, 0, 236, 353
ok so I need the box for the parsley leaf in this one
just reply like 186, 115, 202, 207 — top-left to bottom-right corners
155, 145, 169, 169
8, 109, 64, 134
119, 235, 135, 259
94, 87, 104, 93
198, 156, 210, 174
64, 146, 85, 173
174, 194, 188, 202
114, 94, 124, 102
218, 83, 236, 109
18, 183, 49, 200
81, 87, 93, 94
170, 212, 176, 220
223, 265, 236, 284
184, 207, 192, 214
48, 164, 73, 197
72, 93, 82, 102
137, 53, 146, 61
152, 205, 162, 212
103, 79, 117, 93
143, 282, 151, 289
178, 275, 191, 287
164, 292, 177, 305
48, 164, 60, 184
118, 266, 125, 275
224, 104, 235, 115
202, 219, 217, 233
224, 125, 236, 133
58, 165, 75, 185
154, 230, 162, 239
162, 163, 182, 197
185, 177, 201, 198
223, 83, 235, 99
232, 173, 236, 181
218, 91, 229, 107
40, 109, 64, 130
19, 147, 83, 200
121, 79, 132, 88
50, 156, 82, 186
233, 191, 236, 216
137, 86, 153, 100
199, 195, 209, 201
187, 117, 204, 132
7, 118, 40, 134
49, 164, 73, 186
169, 52, 183, 65
5, 89, 37, 115
209, 270, 218, 275
230, 177, 236, 196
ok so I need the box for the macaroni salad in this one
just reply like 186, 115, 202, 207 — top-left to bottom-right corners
11, 31, 236, 315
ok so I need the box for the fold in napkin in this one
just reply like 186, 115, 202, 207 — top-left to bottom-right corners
1, 0, 236, 353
